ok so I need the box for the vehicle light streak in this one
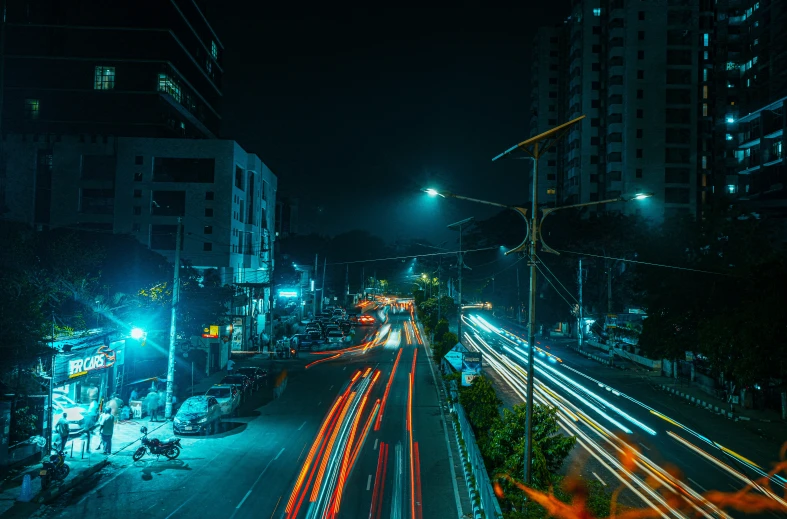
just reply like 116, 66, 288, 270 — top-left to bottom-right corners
375, 348, 402, 431
408, 371, 416, 519
310, 393, 354, 502
285, 396, 345, 515
351, 370, 362, 383
305, 353, 341, 369
413, 442, 423, 519
369, 442, 389, 519
327, 395, 367, 517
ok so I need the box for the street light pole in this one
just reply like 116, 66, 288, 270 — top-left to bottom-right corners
448, 217, 474, 345
165, 217, 182, 419
524, 143, 539, 487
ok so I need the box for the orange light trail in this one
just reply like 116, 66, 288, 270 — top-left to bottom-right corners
362, 366, 372, 378
408, 371, 416, 519
328, 395, 367, 517
372, 369, 381, 383
284, 396, 343, 514
286, 393, 347, 518
369, 442, 389, 519
305, 353, 341, 369
348, 400, 380, 471
310, 393, 354, 502
413, 442, 423, 519
351, 370, 361, 383
375, 348, 403, 431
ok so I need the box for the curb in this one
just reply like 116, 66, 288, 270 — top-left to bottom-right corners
451, 416, 484, 519
36, 459, 110, 504
658, 384, 780, 424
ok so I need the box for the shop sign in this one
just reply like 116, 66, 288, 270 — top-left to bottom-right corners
68, 345, 117, 379
202, 325, 220, 339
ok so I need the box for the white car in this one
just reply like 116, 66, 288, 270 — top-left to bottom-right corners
205, 384, 241, 417
52, 392, 87, 434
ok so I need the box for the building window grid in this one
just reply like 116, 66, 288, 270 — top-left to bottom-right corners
25, 99, 40, 120
94, 66, 116, 90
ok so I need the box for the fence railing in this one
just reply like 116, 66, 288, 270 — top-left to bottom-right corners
451, 381, 503, 519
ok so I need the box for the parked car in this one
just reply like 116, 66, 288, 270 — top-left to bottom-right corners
221, 375, 252, 398
205, 384, 241, 417
51, 392, 87, 434
173, 396, 223, 435
235, 367, 268, 390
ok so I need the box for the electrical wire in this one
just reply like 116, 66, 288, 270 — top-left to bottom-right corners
325, 246, 500, 266
534, 261, 575, 312
535, 254, 579, 305
552, 249, 731, 275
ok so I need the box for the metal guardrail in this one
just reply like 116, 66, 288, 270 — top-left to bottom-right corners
450, 381, 503, 519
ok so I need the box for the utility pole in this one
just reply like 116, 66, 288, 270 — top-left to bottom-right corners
165, 217, 182, 419
524, 147, 538, 486
516, 266, 522, 326
607, 258, 613, 314
313, 253, 318, 317
448, 217, 473, 345
345, 263, 349, 308
321, 257, 327, 313
578, 257, 584, 350
361, 266, 365, 298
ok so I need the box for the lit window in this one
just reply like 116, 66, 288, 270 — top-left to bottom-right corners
704, 51, 709, 60
726, 133, 733, 141
752, 56, 758, 65
25, 99, 40, 120
593, 8, 601, 16
727, 82, 734, 88
547, 188, 556, 195
703, 69, 708, 81
747, 78, 751, 87
726, 62, 737, 71
753, 38, 758, 46
727, 184, 737, 194
702, 85, 708, 99
702, 103, 708, 117
94, 66, 115, 90
157, 73, 181, 102
703, 33, 709, 46
211, 41, 218, 59
726, 115, 734, 123
702, 156, 707, 169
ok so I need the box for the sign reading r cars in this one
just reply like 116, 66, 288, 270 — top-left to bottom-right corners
68, 345, 117, 378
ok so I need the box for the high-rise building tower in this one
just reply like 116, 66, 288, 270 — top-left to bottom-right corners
2, 0, 223, 138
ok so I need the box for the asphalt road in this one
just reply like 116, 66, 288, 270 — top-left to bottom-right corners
462, 312, 786, 519
37, 305, 461, 519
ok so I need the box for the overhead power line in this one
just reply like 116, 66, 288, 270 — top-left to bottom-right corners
326, 246, 501, 266
553, 249, 731, 276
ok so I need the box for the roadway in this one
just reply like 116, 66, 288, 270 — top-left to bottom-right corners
461, 312, 786, 519
40, 304, 461, 519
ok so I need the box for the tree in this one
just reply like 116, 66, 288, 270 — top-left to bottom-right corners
435, 331, 458, 361
485, 403, 576, 496
458, 375, 502, 445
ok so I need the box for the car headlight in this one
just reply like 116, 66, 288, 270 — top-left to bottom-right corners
174, 417, 182, 424
198, 417, 208, 424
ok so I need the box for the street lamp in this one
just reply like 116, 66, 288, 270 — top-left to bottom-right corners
130, 327, 145, 340
423, 116, 652, 488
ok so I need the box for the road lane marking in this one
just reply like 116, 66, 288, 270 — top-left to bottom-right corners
592, 472, 607, 486
329, 385, 334, 390
268, 495, 282, 519
317, 401, 322, 406
687, 478, 707, 492
165, 496, 195, 519
374, 438, 379, 450
638, 442, 652, 451
367, 474, 373, 490
231, 447, 286, 516
296, 443, 308, 463
298, 420, 307, 431
343, 366, 347, 370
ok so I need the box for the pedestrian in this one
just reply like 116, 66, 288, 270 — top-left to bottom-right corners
82, 403, 99, 451
129, 387, 139, 402
55, 412, 70, 452
108, 394, 123, 418
227, 357, 235, 374
146, 390, 160, 422
97, 409, 115, 455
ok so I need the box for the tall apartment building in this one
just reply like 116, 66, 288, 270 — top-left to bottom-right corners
724, 0, 787, 218
530, 0, 711, 221
2, 0, 222, 138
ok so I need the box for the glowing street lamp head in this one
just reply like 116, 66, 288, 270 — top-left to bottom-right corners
130, 327, 145, 340
632, 192, 654, 200
422, 188, 443, 197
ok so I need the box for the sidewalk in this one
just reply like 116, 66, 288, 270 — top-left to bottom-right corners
0, 418, 171, 517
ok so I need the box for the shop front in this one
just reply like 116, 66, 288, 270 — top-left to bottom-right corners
51, 340, 125, 435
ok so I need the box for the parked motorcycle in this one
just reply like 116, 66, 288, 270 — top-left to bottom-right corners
132, 426, 182, 462
40, 450, 69, 490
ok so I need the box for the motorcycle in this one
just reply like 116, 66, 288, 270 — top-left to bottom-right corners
132, 426, 182, 462
40, 450, 69, 490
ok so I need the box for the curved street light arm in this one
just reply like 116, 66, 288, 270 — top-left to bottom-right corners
439, 191, 512, 210
503, 206, 531, 256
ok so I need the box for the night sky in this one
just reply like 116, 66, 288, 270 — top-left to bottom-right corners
211, 3, 569, 243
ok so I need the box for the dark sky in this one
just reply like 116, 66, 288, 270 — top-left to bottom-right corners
210, 2, 569, 244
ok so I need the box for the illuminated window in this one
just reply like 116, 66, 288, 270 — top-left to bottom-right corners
25, 99, 40, 120
702, 85, 708, 99
726, 133, 733, 141
593, 8, 601, 16
704, 51, 709, 60
727, 184, 737, 194
94, 66, 115, 90
211, 41, 218, 59
702, 103, 708, 117
703, 34, 709, 46
702, 156, 707, 169
157, 73, 181, 102
703, 69, 708, 81
547, 188, 556, 195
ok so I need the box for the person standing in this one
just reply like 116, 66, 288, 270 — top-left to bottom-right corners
146, 390, 160, 422
226, 357, 235, 375
82, 402, 99, 451
97, 409, 115, 455
55, 412, 70, 452
129, 387, 139, 402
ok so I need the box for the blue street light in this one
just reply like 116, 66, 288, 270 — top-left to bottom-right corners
130, 327, 145, 340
